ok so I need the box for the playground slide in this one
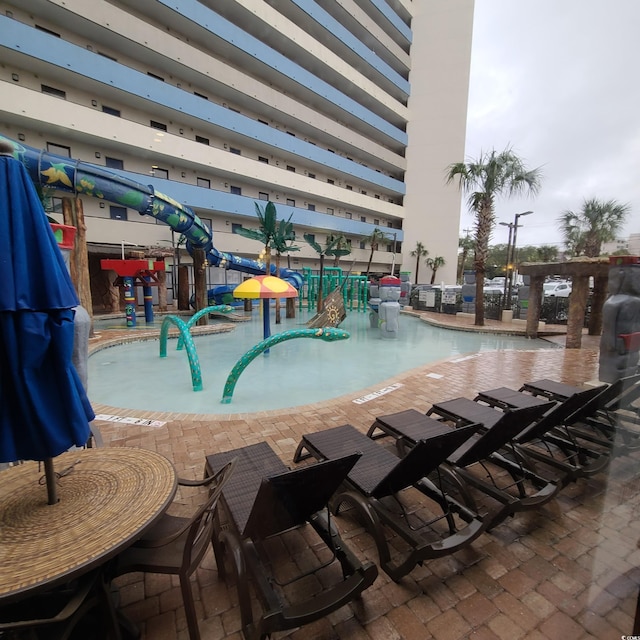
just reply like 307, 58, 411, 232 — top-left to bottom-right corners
0, 134, 304, 289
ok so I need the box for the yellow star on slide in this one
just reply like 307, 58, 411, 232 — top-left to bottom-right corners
41, 163, 73, 188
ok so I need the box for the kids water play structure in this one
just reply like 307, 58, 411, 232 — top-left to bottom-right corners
0, 134, 305, 292
2, 134, 354, 403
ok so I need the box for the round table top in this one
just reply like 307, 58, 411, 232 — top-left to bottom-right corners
0, 447, 177, 602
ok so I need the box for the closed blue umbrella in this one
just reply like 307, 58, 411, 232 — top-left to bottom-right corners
0, 143, 93, 503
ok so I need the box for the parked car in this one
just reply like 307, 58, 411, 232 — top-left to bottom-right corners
543, 281, 572, 297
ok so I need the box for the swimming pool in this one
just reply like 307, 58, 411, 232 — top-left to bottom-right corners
88, 310, 555, 415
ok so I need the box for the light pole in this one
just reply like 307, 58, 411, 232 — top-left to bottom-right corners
499, 221, 515, 310
507, 210, 533, 303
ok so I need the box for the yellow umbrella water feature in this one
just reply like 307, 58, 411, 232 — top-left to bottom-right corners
233, 275, 298, 346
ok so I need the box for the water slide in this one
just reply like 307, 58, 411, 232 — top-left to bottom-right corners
0, 134, 304, 289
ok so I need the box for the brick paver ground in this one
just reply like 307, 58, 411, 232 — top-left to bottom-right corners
89, 311, 640, 639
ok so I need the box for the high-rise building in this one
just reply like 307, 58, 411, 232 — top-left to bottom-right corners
0, 0, 474, 300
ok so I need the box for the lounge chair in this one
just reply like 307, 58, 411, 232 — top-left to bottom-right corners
205, 441, 377, 640
368, 403, 559, 530
559, 374, 640, 453
293, 423, 485, 581
428, 385, 610, 486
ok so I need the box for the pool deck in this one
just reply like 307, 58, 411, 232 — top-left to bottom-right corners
91, 309, 640, 639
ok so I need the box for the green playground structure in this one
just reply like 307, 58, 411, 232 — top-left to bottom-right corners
302, 267, 369, 313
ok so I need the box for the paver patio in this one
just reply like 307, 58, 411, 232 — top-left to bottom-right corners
89, 311, 640, 639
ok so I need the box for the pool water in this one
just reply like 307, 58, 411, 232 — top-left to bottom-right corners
88, 310, 555, 415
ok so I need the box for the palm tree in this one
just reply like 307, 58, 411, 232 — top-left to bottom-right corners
410, 241, 429, 284
457, 235, 474, 283
446, 147, 542, 326
233, 201, 278, 275
328, 234, 351, 266
559, 198, 630, 257
534, 245, 559, 262
304, 234, 348, 312
363, 228, 390, 279
272, 215, 299, 322
426, 256, 446, 284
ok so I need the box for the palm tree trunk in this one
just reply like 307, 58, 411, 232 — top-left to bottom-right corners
317, 254, 325, 313
415, 256, 420, 283
275, 252, 281, 324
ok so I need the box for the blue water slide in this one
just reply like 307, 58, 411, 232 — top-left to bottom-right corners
0, 134, 303, 289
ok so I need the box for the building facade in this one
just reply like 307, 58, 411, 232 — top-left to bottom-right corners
0, 0, 474, 305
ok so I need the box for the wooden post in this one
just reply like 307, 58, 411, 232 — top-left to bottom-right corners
525, 276, 543, 339
588, 274, 607, 336
566, 275, 589, 349
157, 269, 167, 312
103, 270, 119, 312
286, 297, 296, 318
62, 198, 94, 333
193, 248, 208, 326
177, 265, 190, 310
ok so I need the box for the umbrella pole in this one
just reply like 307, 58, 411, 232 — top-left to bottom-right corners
44, 458, 59, 504
262, 298, 271, 354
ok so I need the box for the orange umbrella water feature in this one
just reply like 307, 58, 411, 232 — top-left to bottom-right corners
234, 275, 298, 344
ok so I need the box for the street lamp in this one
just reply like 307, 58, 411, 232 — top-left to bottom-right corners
499, 221, 515, 308
507, 210, 533, 303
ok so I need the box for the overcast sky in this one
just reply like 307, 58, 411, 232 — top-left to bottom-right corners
459, 0, 640, 250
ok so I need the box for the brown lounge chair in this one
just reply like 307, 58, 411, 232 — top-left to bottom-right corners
293, 422, 485, 582
428, 384, 610, 487
368, 403, 558, 530
205, 442, 377, 640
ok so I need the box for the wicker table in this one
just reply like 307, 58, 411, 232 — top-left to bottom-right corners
0, 447, 177, 603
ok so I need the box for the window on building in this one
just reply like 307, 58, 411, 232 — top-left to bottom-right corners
327, 179, 334, 185
258, 192, 269, 200
229, 147, 241, 155
307, 204, 315, 211
195, 135, 209, 145
98, 51, 117, 61
194, 91, 208, 99
231, 223, 243, 234
197, 177, 210, 188
327, 148, 335, 153
152, 167, 169, 179
41, 84, 66, 99
286, 198, 295, 207
359, 240, 366, 250
286, 131, 295, 136
35, 25, 60, 37
228, 106, 240, 113
150, 120, 167, 131
346, 185, 353, 191
105, 157, 124, 170
286, 165, 295, 172
230, 185, 242, 195
49, 197, 63, 214
361, 190, 367, 195
360, 216, 366, 223
306, 234, 315, 243
387, 221, 393, 228
327, 207, 334, 215
147, 72, 165, 82
47, 142, 71, 157
345, 212, 352, 219
102, 105, 121, 117
110, 206, 127, 220
374, 194, 380, 199
258, 119, 269, 125
258, 156, 269, 164
373, 219, 379, 225
308, 172, 316, 179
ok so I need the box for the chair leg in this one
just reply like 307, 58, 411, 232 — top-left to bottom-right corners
180, 574, 200, 640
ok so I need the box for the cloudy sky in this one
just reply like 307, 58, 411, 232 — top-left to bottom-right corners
460, 0, 640, 250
